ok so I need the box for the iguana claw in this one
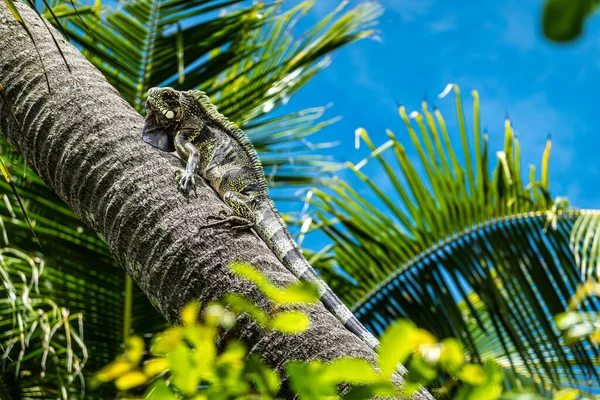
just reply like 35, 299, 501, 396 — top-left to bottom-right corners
175, 168, 195, 190
204, 212, 254, 230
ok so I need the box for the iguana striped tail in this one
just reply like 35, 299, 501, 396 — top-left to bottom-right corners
254, 198, 380, 350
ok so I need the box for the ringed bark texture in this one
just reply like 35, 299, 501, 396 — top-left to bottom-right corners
0, 4, 432, 399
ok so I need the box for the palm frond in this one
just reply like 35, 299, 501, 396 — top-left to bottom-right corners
0, 137, 124, 369
45, 0, 382, 186
1, 3, 381, 396
0, 247, 87, 399
1, 0, 52, 92
570, 211, 600, 281
309, 85, 600, 395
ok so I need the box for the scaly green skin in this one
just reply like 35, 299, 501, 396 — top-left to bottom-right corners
142, 87, 380, 351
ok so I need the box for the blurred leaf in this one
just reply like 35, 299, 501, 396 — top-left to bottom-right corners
320, 358, 380, 384
500, 393, 544, 400
542, 0, 598, 42
168, 343, 201, 395
115, 370, 148, 390
341, 383, 398, 400
231, 262, 318, 305
152, 327, 184, 355
203, 303, 237, 328
378, 320, 435, 379
243, 355, 281, 395
143, 357, 169, 378
287, 358, 387, 400
223, 293, 268, 325
185, 325, 217, 370
553, 389, 579, 400
439, 338, 464, 373
269, 310, 310, 333
145, 379, 178, 400
181, 301, 200, 326
555, 311, 584, 331
287, 361, 323, 399
404, 357, 438, 396
124, 335, 145, 364
273, 281, 319, 305
457, 364, 488, 386
95, 360, 133, 382
231, 262, 273, 293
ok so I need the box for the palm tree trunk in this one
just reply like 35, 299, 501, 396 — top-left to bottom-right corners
0, 4, 432, 398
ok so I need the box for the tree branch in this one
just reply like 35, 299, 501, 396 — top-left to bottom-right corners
0, 3, 432, 398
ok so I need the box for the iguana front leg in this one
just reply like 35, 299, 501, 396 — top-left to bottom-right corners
174, 131, 200, 190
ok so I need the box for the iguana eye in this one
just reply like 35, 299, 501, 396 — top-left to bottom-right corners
162, 90, 177, 101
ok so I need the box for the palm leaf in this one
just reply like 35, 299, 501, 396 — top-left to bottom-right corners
309, 85, 600, 395
570, 211, 600, 280
0, 2, 382, 396
47, 0, 382, 186
1, 0, 52, 92
0, 138, 125, 394
0, 247, 87, 399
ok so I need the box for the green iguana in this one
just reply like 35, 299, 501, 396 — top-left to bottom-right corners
142, 87, 380, 350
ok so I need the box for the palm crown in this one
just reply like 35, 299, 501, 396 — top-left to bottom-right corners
308, 85, 600, 396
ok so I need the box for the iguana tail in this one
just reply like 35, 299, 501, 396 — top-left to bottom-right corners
254, 199, 380, 350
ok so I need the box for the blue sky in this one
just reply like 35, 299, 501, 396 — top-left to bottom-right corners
279, 0, 600, 219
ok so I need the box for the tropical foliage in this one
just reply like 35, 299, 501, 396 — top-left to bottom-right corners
97, 266, 548, 400
2, 0, 600, 398
307, 85, 600, 397
0, 248, 87, 399
0, 0, 381, 397
49, 0, 381, 187
93, 264, 321, 400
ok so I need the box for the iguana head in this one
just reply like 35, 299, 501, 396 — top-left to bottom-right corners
142, 87, 184, 152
